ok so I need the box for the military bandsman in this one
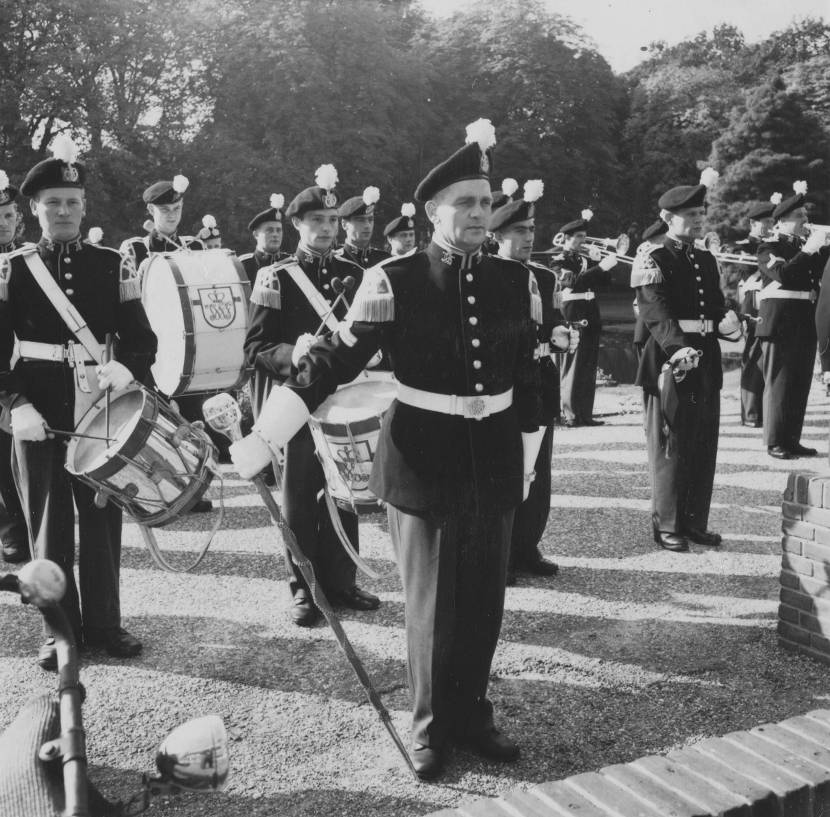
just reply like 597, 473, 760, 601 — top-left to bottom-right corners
239, 194, 291, 287
336, 186, 389, 268
383, 203, 418, 256
197, 214, 223, 249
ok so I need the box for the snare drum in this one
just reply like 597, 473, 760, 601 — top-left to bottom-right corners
65, 386, 216, 527
308, 372, 396, 514
142, 249, 251, 397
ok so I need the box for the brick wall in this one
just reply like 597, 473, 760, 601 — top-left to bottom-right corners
780, 472, 830, 664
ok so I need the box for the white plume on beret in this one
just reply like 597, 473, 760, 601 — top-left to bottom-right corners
793, 180, 808, 195
315, 164, 338, 191
172, 174, 189, 193
581, 208, 594, 221
202, 214, 217, 229
699, 167, 719, 188
51, 133, 78, 164
464, 118, 497, 151
87, 226, 103, 244
401, 202, 416, 217
501, 178, 519, 197
523, 179, 544, 203
0, 171, 8, 191
770, 192, 783, 205
270, 193, 284, 210
363, 186, 380, 206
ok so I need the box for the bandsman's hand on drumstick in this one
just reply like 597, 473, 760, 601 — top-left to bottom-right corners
669, 347, 701, 373
551, 325, 580, 353
291, 333, 316, 368
10, 403, 48, 442
96, 360, 133, 392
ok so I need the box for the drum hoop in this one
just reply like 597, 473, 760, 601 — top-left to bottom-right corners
166, 255, 197, 396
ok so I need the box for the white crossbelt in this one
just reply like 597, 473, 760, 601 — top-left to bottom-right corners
678, 320, 714, 333
758, 287, 815, 302
560, 290, 595, 302
18, 340, 106, 364
397, 384, 513, 420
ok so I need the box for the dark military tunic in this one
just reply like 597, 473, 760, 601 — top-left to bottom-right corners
553, 250, 610, 423
283, 239, 541, 747
756, 234, 828, 449
0, 236, 157, 640
633, 234, 725, 536
244, 244, 365, 599
335, 242, 389, 270
0, 239, 27, 551
731, 235, 764, 426
119, 230, 205, 269
238, 248, 290, 288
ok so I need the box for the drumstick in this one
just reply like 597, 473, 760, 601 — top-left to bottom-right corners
46, 427, 116, 443
104, 333, 113, 443
314, 278, 346, 337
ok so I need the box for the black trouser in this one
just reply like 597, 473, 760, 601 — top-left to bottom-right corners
740, 327, 764, 425
282, 425, 357, 597
561, 328, 599, 422
510, 425, 552, 568
643, 377, 720, 534
12, 437, 122, 641
388, 500, 513, 748
0, 431, 26, 548
761, 338, 816, 448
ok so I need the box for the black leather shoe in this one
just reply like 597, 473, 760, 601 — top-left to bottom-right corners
685, 528, 722, 547
2, 540, 30, 564
189, 498, 213, 513
582, 418, 605, 426
768, 446, 795, 460
516, 557, 559, 577
85, 626, 142, 657
652, 526, 689, 552
410, 743, 444, 780
37, 638, 57, 672
462, 725, 520, 762
331, 585, 380, 611
290, 590, 320, 627
561, 418, 580, 428
793, 443, 818, 457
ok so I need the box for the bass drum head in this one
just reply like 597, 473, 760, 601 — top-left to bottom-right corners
311, 375, 397, 425
143, 255, 186, 395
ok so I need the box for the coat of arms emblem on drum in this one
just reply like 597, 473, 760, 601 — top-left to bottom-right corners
198, 286, 236, 329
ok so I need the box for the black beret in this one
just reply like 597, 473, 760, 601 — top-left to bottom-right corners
20, 158, 85, 197
143, 176, 189, 205
490, 190, 510, 210
285, 186, 340, 219
746, 201, 776, 221
559, 218, 590, 235
488, 199, 536, 232
338, 189, 380, 219
772, 193, 806, 220
414, 141, 492, 203
0, 182, 19, 206
384, 215, 416, 237
657, 184, 707, 212
641, 219, 668, 241
248, 209, 282, 231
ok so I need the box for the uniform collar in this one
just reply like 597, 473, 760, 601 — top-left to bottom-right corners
777, 231, 801, 246
255, 248, 282, 265
38, 234, 84, 254
149, 229, 183, 249
0, 240, 16, 254
343, 241, 369, 261
296, 243, 331, 267
428, 236, 483, 271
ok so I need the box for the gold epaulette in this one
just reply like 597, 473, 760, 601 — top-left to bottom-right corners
527, 270, 543, 324
347, 260, 395, 323
630, 248, 664, 287
251, 264, 282, 309
118, 250, 141, 302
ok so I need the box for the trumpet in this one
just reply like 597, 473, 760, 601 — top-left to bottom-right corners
712, 251, 758, 267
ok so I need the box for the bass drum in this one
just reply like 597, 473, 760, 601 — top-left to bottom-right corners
142, 249, 251, 397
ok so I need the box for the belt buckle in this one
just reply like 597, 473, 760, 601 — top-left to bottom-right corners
465, 396, 488, 421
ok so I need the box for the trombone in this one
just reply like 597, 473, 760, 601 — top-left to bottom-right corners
697, 231, 758, 268
550, 232, 635, 265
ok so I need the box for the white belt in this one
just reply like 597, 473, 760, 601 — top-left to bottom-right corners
560, 290, 595, 302
18, 340, 105, 364
678, 320, 714, 334
397, 384, 513, 420
758, 289, 815, 302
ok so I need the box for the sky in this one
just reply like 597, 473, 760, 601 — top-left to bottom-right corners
417, 0, 829, 73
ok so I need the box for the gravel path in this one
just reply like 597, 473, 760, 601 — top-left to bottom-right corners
2, 369, 829, 816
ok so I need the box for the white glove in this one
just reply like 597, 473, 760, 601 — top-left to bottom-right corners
587, 245, 602, 262
822, 372, 830, 386
718, 309, 742, 338
598, 254, 617, 271
10, 404, 47, 442
521, 429, 546, 502
551, 325, 579, 353
96, 360, 133, 391
291, 333, 315, 368
803, 231, 826, 255
230, 432, 273, 480
669, 347, 700, 372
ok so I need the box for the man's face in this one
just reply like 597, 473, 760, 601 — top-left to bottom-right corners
497, 220, 535, 261
0, 203, 20, 245
342, 214, 374, 247
564, 230, 587, 251
749, 217, 773, 237
204, 236, 222, 249
254, 220, 283, 253
777, 206, 808, 236
389, 229, 416, 255
293, 209, 339, 252
30, 187, 85, 241
148, 199, 183, 234
426, 179, 492, 253
665, 206, 705, 239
